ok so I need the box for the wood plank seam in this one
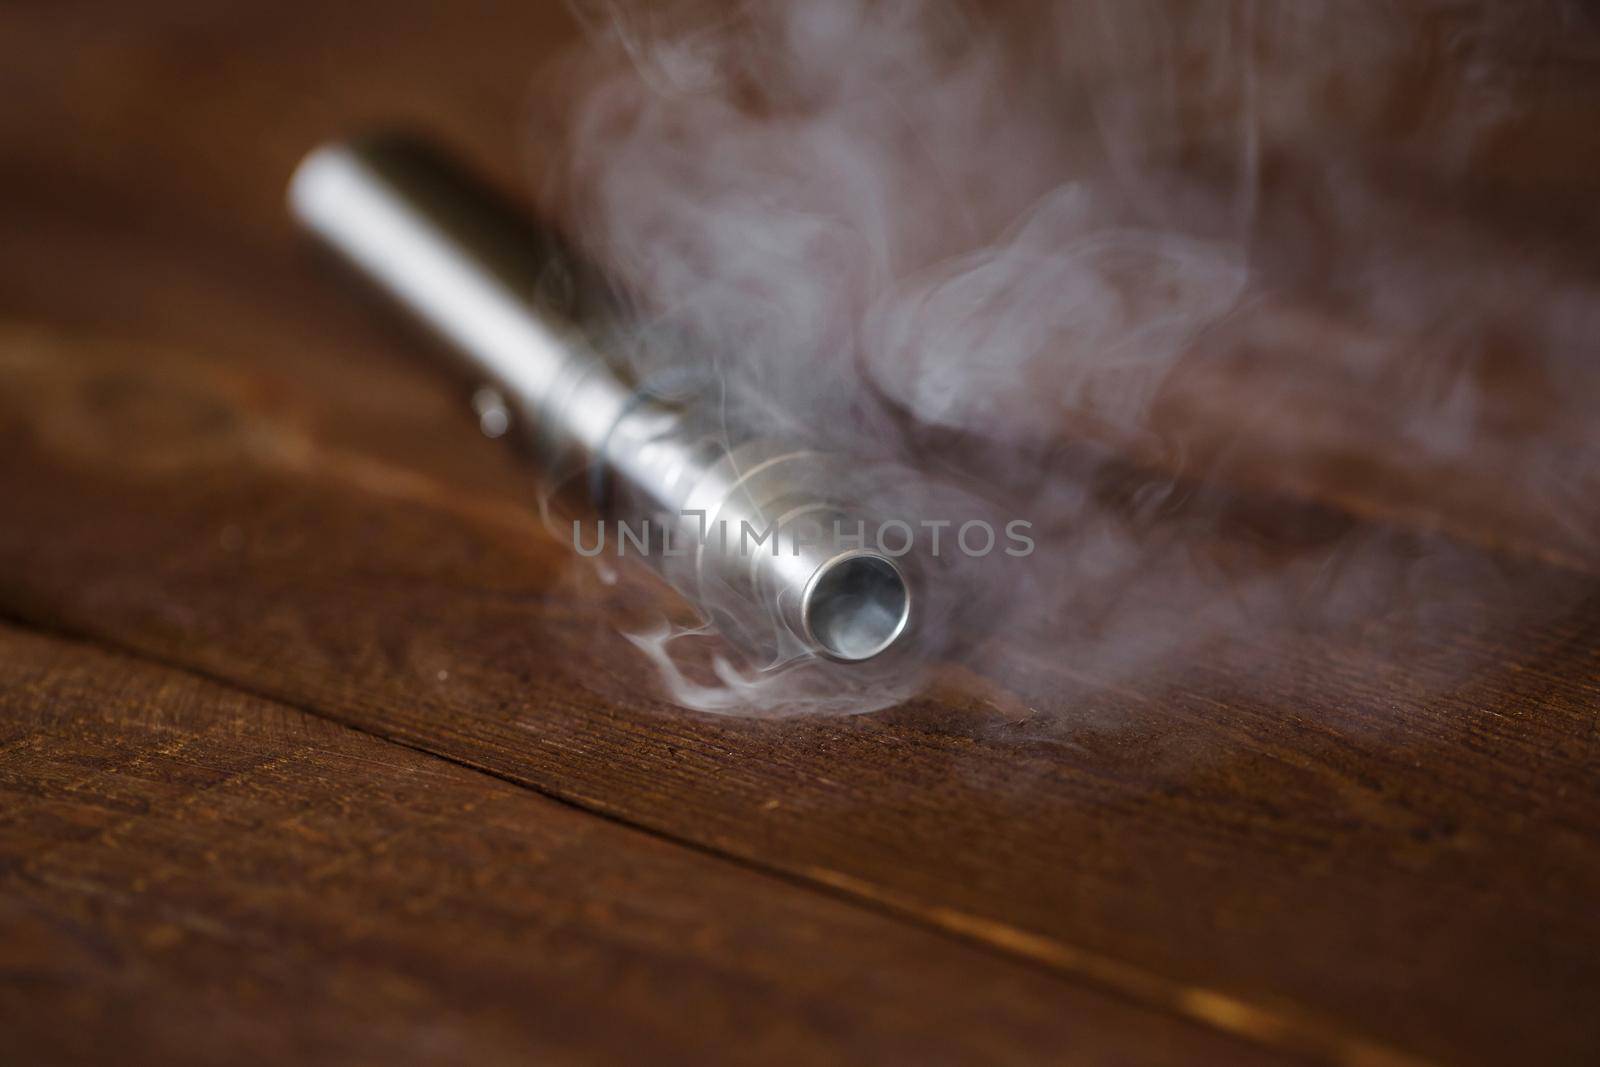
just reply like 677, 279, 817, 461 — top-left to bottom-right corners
0, 607, 1426, 1067
5, 621, 1293, 1065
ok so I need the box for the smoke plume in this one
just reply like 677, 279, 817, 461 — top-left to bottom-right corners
533, 0, 1600, 716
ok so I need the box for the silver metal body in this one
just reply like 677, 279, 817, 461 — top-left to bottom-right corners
288, 135, 910, 662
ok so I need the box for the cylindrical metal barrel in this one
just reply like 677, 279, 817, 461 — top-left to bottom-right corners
288, 134, 911, 663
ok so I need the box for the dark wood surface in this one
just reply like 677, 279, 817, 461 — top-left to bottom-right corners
2, 3, 1599, 1065
4, 621, 1284, 1066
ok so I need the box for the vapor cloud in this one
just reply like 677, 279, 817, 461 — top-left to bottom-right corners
539, 0, 1600, 715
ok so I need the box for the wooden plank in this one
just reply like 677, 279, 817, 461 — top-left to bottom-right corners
0, 621, 1282, 1066
4, 326, 1599, 1067
2, 4, 1599, 1066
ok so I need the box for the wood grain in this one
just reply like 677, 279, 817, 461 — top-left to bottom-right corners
5, 322, 1600, 1067
2, 3, 1599, 1066
1, 621, 1289, 1066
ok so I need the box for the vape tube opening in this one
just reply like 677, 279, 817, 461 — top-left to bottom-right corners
803, 553, 912, 662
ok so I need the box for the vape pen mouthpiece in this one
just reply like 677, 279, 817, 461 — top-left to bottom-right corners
803, 552, 911, 661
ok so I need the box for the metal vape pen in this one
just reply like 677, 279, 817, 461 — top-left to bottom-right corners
289, 134, 911, 662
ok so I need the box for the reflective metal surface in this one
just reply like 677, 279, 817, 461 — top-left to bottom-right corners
288, 135, 910, 662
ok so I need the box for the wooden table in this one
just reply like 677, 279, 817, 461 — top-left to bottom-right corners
2, 4, 1598, 1064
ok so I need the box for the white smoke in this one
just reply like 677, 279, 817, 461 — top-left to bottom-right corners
537, 0, 1600, 715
